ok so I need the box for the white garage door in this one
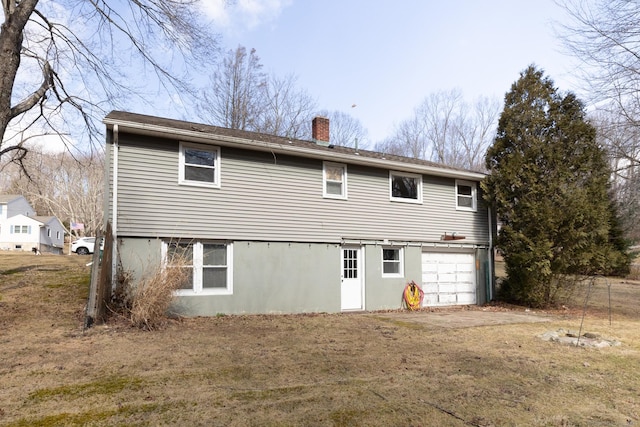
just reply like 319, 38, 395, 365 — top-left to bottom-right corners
421, 252, 476, 306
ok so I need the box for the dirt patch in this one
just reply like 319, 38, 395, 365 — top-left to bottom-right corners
539, 329, 622, 348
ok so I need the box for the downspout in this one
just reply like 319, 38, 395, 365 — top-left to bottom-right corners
111, 124, 119, 290
487, 206, 494, 301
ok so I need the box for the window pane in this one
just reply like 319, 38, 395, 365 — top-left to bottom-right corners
326, 181, 343, 195
392, 175, 418, 199
203, 244, 226, 266
177, 267, 194, 289
383, 249, 399, 261
325, 166, 343, 182
185, 148, 215, 166
458, 196, 473, 208
458, 185, 472, 196
203, 267, 227, 288
167, 243, 193, 265
185, 165, 215, 182
383, 262, 399, 274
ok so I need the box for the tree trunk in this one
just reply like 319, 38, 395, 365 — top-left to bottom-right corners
0, 0, 40, 151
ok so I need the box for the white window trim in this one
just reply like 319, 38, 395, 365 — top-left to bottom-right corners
178, 142, 221, 188
163, 241, 233, 296
455, 179, 477, 212
323, 161, 348, 200
389, 171, 423, 204
381, 246, 404, 278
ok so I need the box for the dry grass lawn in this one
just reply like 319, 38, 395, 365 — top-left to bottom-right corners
0, 252, 639, 426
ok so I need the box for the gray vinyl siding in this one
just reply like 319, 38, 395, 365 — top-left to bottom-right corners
111, 133, 489, 244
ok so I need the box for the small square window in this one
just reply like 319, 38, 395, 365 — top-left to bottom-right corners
179, 142, 221, 188
323, 162, 347, 199
382, 247, 403, 277
456, 180, 477, 212
390, 171, 422, 203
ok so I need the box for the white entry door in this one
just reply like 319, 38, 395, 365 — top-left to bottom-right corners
341, 247, 364, 311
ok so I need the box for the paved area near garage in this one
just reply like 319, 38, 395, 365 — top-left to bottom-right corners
368, 308, 551, 328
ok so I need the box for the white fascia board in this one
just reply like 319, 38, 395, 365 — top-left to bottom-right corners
103, 118, 487, 181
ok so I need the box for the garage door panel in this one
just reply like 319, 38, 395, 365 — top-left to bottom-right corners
438, 264, 457, 274
457, 282, 475, 293
422, 272, 438, 283
438, 293, 458, 304
439, 283, 456, 293
438, 273, 457, 283
457, 273, 475, 284
457, 293, 476, 304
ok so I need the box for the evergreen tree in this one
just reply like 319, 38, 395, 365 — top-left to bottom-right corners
483, 66, 629, 307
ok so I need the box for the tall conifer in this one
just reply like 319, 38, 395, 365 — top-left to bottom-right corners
483, 66, 629, 306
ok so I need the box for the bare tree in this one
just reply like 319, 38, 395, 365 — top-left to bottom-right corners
254, 73, 317, 140
198, 46, 265, 130
376, 90, 499, 171
4, 149, 105, 237
317, 110, 368, 149
557, 0, 640, 241
1, 0, 221, 170
591, 108, 640, 242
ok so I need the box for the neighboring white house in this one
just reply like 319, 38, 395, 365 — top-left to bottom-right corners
0, 195, 65, 254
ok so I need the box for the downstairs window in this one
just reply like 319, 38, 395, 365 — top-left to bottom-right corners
164, 240, 233, 295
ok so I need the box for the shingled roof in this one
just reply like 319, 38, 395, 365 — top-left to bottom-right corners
104, 111, 486, 181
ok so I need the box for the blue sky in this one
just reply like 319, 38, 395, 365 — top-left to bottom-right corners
202, 0, 581, 143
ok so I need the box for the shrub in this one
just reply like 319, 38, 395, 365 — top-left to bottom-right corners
114, 257, 190, 330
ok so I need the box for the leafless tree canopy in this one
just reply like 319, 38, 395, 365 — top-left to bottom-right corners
1, 0, 220, 168
557, 0, 640, 242
317, 110, 368, 149
199, 46, 320, 140
4, 148, 105, 237
199, 46, 265, 130
591, 108, 640, 242
375, 90, 500, 171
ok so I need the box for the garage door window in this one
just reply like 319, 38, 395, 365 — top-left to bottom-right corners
382, 247, 403, 277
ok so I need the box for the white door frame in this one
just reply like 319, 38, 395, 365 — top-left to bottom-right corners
341, 246, 364, 311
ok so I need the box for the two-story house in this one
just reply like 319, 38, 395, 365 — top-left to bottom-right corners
102, 111, 496, 316
0, 195, 65, 254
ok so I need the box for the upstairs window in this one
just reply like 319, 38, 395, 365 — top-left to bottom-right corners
179, 142, 220, 188
323, 162, 347, 199
456, 180, 477, 212
390, 171, 422, 203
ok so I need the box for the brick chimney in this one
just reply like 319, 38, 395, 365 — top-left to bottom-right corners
312, 116, 330, 146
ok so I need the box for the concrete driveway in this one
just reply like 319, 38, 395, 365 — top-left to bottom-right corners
368, 308, 551, 328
